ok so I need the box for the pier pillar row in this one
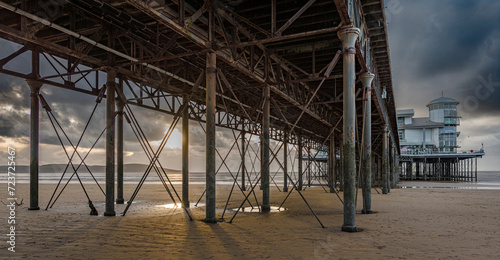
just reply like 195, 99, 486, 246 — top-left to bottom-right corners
338, 25, 360, 232
360, 71, 375, 214
104, 69, 116, 216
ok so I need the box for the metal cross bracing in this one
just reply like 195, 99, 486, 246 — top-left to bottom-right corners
0, 0, 396, 143
0, 0, 399, 231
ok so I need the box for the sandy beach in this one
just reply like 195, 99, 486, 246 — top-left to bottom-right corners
1, 182, 500, 259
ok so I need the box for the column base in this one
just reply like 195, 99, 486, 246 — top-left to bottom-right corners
104, 211, 116, 216
362, 209, 373, 214
182, 201, 190, 208
283, 188, 288, 192
261, 205, 271, 212
116, 198, 124, 204
28, 207, 40, 211
341, 225, 358, 233
202, 218, 218, 223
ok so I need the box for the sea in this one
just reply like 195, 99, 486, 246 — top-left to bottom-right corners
0, 170, 290, 186
400, 171, 500, 190
2, 169, 500, 190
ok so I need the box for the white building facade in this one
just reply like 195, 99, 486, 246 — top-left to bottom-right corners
397, 97, 460, 154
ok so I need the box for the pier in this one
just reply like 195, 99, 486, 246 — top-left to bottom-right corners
397, 97, 485, 182
0, 0, 398, 230
399, 151, 485, 182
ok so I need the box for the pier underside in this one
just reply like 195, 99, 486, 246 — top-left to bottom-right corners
0, 0, 398, 229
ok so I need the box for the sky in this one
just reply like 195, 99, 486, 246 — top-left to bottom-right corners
386, 0, 500, 171
0, 0, 499, 171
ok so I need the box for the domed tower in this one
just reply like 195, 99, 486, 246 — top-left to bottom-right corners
426, 97, 460, 153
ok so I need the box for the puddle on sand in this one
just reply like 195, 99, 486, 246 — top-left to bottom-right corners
231, 206, 286, 213
96, 200, 146, 205
155, 202, 205, 209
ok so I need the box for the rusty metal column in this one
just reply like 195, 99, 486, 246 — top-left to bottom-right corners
382, 125, 389, 194
261, 85, 271, 212
283, 133, 288, 192
387, 140, 391, 193
360, 72, 374, 214
475, 158, 477, 182
415, 159, 420, 179
339, 144, 344, 191
205, 3, 217, 222
307, 147, 311, 187
329, 135, 335, 193
27, 64, 42, 211
116, 79, 124, 204
205, 51, 217, 222
391, 145, 396, 188
338, 26, 360, 232
182, 95, 190, 208
241, 129, 246, 191
104, 69, 116, 216
298, 135, 303, 190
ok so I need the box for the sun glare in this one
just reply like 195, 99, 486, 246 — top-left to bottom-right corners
149, 127, 182, 149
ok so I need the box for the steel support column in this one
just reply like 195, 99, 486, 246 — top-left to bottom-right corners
261, 85, 271, 212
205, 51, 217, 223
475, 158, 477, 181
241, 129, 246, 191
116, 80, 124, 204
298, 135, 303, 190
360, 72, 374, 214
339, 144, 344, 192
27, 77, 42, 211
182, 95, 190, 208
387, 141, 391, 193
329, 135, 335, 193
382, 125, 389, 194
338, 26, 360, 232
104, 69, 116, 216
283, 134, 288, 192
307, 147, 311, 187
391, 145, 396, 189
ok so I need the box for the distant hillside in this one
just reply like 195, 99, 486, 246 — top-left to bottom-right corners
0, 163, 180, 173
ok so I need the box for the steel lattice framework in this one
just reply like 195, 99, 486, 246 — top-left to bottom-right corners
0, 0, 400, 228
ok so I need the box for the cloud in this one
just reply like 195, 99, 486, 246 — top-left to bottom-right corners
389, 0, 500, 115
388, 0, 500, 170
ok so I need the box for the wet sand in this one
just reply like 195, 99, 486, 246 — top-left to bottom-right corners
2, 182, 500, 259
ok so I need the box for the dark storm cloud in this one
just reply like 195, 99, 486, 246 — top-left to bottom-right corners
456, 74, 500, 117
0, 75, 30, 139
0, 65, 175, 155
412, 1, 500, 78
